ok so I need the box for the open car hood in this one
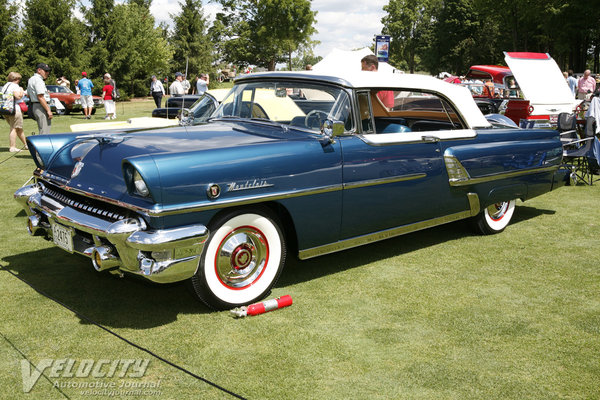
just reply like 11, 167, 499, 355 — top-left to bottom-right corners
504, 52, 579, 111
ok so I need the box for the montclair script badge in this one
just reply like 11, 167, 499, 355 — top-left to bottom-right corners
207, 184, 221, 199
71, 161, 84, 179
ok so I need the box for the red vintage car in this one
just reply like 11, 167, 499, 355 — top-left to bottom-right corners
454, 53, 581, 127
46, 85, 104, 115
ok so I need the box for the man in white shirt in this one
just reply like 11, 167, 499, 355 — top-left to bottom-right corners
150, 75, 165, 107
169, 72, 185, 97
196, 73, 209, 96
181, 74, 191, 94
26, 63, 53, 134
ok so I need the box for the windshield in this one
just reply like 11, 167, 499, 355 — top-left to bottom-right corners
47, 85, 73, 94
211, 80, 353, 132
183, 93, 219, 125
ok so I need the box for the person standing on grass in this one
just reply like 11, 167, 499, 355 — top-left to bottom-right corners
577, 70, 596, 101
77, 71, 94, 119
104, 73, 118, 118
169, 72, 185, 97
102, 76, 115, 120
150, 75, 165, 107
26, 63, 53, 134
196, 73, 209, 96
2, 72, 28, 152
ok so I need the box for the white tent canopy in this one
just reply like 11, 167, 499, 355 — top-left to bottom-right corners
312, 48, 400, 74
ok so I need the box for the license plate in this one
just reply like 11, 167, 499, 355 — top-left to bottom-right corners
52, 222, 74, 253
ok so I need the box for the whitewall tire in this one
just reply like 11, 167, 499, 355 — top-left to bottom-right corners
473, 199, 516, 235
191, 209, 286, 310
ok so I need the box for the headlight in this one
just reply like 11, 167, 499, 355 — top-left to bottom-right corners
133, 170, 150, 197
75, 98, 81, 105
34, 149, 44, 169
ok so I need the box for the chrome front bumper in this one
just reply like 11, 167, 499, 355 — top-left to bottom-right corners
14, 184, 208, 283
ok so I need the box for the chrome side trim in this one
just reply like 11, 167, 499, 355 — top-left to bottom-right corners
299, 193, 480, 260
444, 155, 559, 187
152, 184, 344, 216
343, 173, 426, 190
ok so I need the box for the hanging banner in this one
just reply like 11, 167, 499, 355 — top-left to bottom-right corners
375, 35, 391, 62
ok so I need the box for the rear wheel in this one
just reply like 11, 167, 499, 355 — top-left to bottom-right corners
190, 208, 286, 310
472, 199, 516, 234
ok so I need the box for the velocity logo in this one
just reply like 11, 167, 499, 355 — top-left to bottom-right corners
21, 358, 150, 392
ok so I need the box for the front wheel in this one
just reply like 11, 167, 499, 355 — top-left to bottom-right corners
472, 199, 516, 235
190, 209, 286, 310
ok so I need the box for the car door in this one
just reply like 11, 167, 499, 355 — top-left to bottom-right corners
339, 89, 472, 240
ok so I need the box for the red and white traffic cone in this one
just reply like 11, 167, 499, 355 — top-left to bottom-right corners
231, 295, 293, 318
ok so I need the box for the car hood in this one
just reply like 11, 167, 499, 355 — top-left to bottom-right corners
36, 121, 308, 203
504, 52, 579, 111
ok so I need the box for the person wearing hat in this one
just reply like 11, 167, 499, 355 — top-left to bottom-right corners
77, 71, 94, 119
26, 63, 53, 134
169, 72, 185, 97
150, 75, 165, 107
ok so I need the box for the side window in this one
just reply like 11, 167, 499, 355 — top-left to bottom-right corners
373, 90, 465, 133
357, 92, 373, 133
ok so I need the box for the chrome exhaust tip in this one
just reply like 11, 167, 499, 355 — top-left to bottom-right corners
91, 246, 120, 271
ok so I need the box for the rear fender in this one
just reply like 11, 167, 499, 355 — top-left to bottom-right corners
443, 139, 563, 186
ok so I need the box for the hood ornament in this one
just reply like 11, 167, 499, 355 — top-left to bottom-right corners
71, 161, 84, 179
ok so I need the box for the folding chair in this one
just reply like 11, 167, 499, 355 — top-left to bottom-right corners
557, 112, 579, 144
562, 117, 597, 185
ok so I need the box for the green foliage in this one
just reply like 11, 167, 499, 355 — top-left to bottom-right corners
21, 0, 85, 80
82, 0, 115, 76
213, 0, 317, 70
383, 0, 439, 73
104, 3, 172, 97
383, 0, 600, 74
0, 0, 20, 74
1, 120, 600, 398
169, 0, 214, 78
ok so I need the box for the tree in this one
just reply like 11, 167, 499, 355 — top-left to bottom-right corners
0, 0, 21, 74
21, 0, 86, 80
382, 0, 439, 73
430, 0, 481, 74
170, 0, 214, 78
214, 0, 317, 70
104, 3, 172, 96
82, 0, 115, 77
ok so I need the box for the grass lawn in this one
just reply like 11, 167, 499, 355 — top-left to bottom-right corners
0, 107, 599, 399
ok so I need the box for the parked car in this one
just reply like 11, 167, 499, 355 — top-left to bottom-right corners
217, 68, 236, 83
15, 71, 569, 310
21, 94, 58, 118
46, 85, 104, 115
459, 53, 580, 126
68, 90, 229, 132
152, 95, 202, 119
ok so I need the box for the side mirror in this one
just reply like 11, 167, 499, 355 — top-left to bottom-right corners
321, 119, 345, 143
178, 108, 192, 126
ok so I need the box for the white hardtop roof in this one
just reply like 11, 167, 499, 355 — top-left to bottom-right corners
312, 48, 400, 74
243, 70, 491, 129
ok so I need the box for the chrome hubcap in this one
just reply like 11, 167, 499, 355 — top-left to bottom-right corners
215, 227, 268, 288
487, 202, 508, 221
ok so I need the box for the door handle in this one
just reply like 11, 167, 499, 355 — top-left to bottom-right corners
421, 135, 440, 143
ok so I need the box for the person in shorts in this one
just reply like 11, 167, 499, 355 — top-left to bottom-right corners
77, 71, 94, 119
2, 72, 28, 151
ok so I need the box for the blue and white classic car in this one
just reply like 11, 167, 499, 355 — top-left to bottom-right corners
15, 71, 568, 309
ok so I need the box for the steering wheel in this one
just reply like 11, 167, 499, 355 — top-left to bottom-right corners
304, 110, 330, 130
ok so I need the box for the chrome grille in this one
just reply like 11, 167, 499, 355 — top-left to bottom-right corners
43, 186, 127, 222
